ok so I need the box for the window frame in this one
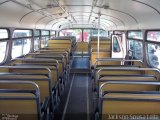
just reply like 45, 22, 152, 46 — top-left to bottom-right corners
0, 28, 9, 64
145, 30, 160, 68
127, 30, 143, 41
0, 28, 9, 40
33, 29, 40, 51
41, 30, 50, 36
59, 28, 83, 42
146, 30, 160, 43
34, 29, 40, 37
128, 39, 143, 60
11, 29, 33, 58
41, 30, 50, 48
113, 31, 124, 35
59, 28, 106, 42
12, 29, 33, 39
127, 30, 143, 60
50, 30, 56, 38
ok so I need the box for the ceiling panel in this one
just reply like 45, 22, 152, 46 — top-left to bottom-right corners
61, 0, 92, 5
65, 6, 91, 13
0, 1, 31, 27
0, 0, 160, 30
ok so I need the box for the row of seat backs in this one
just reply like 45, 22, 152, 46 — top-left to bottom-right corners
18, 40, 71, 91
10, 58, 59, 86
91, 51, 111, 65
23, 50, 69, 72
0, 37, 72, 120
92, 58, 144, 67
0, 80, 41, 120
93, 58, 160, 119
9, 57, 66, 110
9, 54, 69, 116
75, 42, 89, 52
19, 43, 71, 100
95, 67, 159, 94
48, 36, 77, 52
26, 53, 68, 66
36, 50, 70, 64
0, 59, 66, 119
0, 66, 52, 103
100, 81, 160, 120
89, 37, 112, 66
89, 37, 111, 50
92, 59, 145, 80
50, 36, 76, 45
31, 42, 71, 95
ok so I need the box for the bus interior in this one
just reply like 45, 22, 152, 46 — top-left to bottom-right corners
0, 0, 160, 120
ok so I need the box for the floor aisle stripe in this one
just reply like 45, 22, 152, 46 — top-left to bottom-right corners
62, 73, 75, 120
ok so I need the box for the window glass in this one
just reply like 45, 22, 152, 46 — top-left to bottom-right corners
0, 29, 8, 39
128, 31, 143, 39
41, 30, 49, 48
41, 36, 49, 48
0, 29, 8, 63
34, 30, 40, 37
23, 39, 31, 54
50, 31, 56, 38
33, 30, 40, 51
13, 30, 32, 38
0, 42, 7, 63
147, 31, 160, 42
113, 36, 120, 52
42, 30, 49, 36
51, 31, 55, 36
60, 29, 82, 42
114, 31, 123, 34
12, 40, 23, 58
83, 29, 106, 42
147, 43, 160, 68
128, 40, 143, 59
12, 30, 32, 58
34, 37, 39, 51
12, 39, 31, 58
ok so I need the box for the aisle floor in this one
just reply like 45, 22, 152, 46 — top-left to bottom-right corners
55, 57, 93, 120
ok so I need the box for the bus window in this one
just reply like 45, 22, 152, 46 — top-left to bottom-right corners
128, 31, 143, 59
34, 30, 40, 51
12, 30, 32, 38
34, 37, 39, 51
50, 31, 56, 39
147, 31, 160, 42
12, 30, 32, 58
0, 29, 8, 39
147, 44, 160, 68
83, 29, 106, 42
147, 31, 160, 69
0, 29, 8, 63
128, 31, 143, 39
59, 29, 82, 42
128, 40, 143, 59
41, 30, 49, 48
0, 42, 7, 63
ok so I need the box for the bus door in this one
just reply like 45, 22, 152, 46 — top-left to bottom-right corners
111, 33, 126, 58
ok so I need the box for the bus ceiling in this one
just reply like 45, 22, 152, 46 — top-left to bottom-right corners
0, 0, 160, 30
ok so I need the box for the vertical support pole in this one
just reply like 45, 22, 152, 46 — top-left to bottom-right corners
97, 13, 101, 58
